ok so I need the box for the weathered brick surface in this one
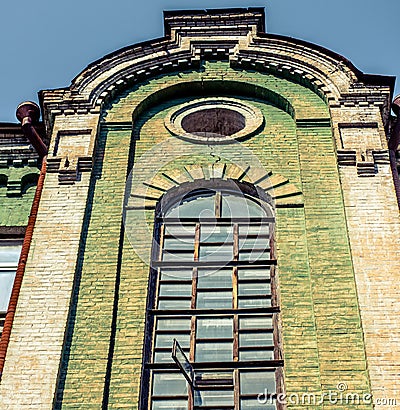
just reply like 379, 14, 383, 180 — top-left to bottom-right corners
0, 172, 92, 408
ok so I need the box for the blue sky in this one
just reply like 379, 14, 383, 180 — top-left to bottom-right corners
0, 0, 399, 122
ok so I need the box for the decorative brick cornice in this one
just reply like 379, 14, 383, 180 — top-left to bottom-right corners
39, 9, 394, 132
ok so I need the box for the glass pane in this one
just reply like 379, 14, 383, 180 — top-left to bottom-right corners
0, 243, 22, 265
239, 224, 270, 236
158, 299, 191, 310
240, 370, 276, 394
238, 297, 270, 309
200, 225, 233, 243
164, 238, 194, 250
160, 269, 193, 281
239, 332, 273, 347
195, 342, 232, 362
165, 224, 195, 237
239, 250, 270, 262
195, 371, 233, 386
240, 399, 276, 409
156, 318, 191, 331
0, 271, 15, 312
222, 195, 267, 218
162, 251, 193, 262
239, 349, 274, 361
155, 333, 190, 348
239, 237, 268, 250
154, 351, 185, 364
152, 372, 188, 395
197, 317, 233, 338
239, 316, 273, 329
238, 268, 270, 281
197, 291, 232, 309
199, 245, 232, 261
159, 284, 192, 297
194, 389, 234, 406
152, 399, 188, 409
238, 282, 270, 296
197, 269, 232, 288
166, 194, 215, 218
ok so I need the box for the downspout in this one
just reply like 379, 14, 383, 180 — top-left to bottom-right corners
389, 95, 400, 209
0, 102, 48, 379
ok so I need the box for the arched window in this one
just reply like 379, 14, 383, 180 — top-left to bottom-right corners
140, 181, 283, 409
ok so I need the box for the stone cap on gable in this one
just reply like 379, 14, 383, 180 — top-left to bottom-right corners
163, 8, 266, 36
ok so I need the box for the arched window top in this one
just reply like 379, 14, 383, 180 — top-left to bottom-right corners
165, 190, 269, 219
158, 180, 274, 221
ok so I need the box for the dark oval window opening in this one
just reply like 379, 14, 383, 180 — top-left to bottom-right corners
181, 108, 246, 138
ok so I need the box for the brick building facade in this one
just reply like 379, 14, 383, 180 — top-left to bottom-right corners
0, 8, 399, 409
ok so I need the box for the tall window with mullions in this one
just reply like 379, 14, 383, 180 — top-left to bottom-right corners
140, 182, 284, 410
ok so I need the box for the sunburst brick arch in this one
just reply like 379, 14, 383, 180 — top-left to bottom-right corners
127, 163, 303, 211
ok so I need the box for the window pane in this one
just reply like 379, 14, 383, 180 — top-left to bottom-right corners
165, 224, 195, 237
240, 399, 276, 409
194, 389, 234, 406
197, 269, 232, 288
240, 371, 276, 394
197, 291, 232, 309
166, 194, 215, 218
156, 318, 191, 331
197, 317, 233, 338
239, 332, 273, 347
0, 243, 21, 265
239, 250, 270, 262
195, 342, 232, 362
239, 237, 268, 250
239, 224, 270, 236
238, 268, 270, 281
164, 237, 194, 250
159, 283, 192, 297
238, 297, 270, 309
195, 371, 233, 386
199, 245, 232, 261
221, 195, 267, 218
154, 350, 187, 364
239, 349, 274, 361
0, 271, 15, 312
239, 316, 273, 329
162, 251, 193, 262
200, 225, 233, 243
238, 282, 270, 296
160, 269, 193, 281
155, 333, 190, 348
152, 372, 188, 395
158, 299, 191, 310
152, 399, 188, 409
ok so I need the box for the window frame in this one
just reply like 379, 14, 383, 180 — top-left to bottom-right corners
139, 181, 284, 410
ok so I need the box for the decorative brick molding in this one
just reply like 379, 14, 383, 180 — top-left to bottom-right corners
39, 9, 393, 132
47, 156, 93, 185
127, 164, 303, 211
164, 97, 265, 144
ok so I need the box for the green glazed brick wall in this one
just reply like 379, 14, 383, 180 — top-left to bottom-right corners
0, 166, 39, 226
59, 62, 371, 409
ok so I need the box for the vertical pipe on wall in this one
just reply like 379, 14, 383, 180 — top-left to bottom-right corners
0, 102, 48, 378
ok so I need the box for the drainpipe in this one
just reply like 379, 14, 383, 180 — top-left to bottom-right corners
389, 95, 400, 208
16, 101, 48, 158
0, 102, 47, 379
